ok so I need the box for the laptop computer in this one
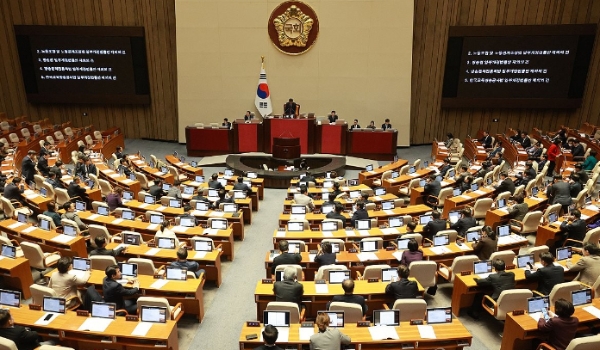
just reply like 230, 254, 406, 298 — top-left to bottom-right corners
466, 230, 481, 243
317, 311, 345, 327
330, 242, 341, 253
121, 210, 135, 221
347, 179, 359, 186
117, 262, 138, 277
195, 201, 210, 211
374, 187, 386, 196
169, 198, 182, 208
556, 247, 572, 261
91, 301, 116, 319
329, 270, 351, 284
355, 219, 371, 230
496, 198, 506, 209
97, 206, 109, 216
349, 190, 361, 199
433, 234, 449, 247
39, 217, 51, 231
179, 216, 196, 228
373, 310, 400, 326
63, 225, 77, 237
165, 266, 188, 281
426, 307, 452, 324
323, 181, 334, 189
144, 195, 155, 205
381, 268, 399, 282
207, 189, 219, 198
233, 190, 246, 199
527, 296, 549, 313
263, 310, 291, 327
470, 183, 479, 191
140, 305, 168, 323
516, 254, 534, 269
497, 224, 510, 237
391, 171, 400, 179
571, 289, 592, 306
75, 201, 86, 212
419, 214, 433, 225
408, 166, 416, 174
0, 245, 16, 259
365, 164, 374, 172
194, 240, 213, 252
43, 296, 66, 314
217, 178, 228, 187
448, 211, 460, 224
39, 187, 48, 198
183, 186, 194, 196
160, 166, 168, 174
71, 257, 91, 278
157, 237, 176, 249
322, 204, 335, 214
547, 212, 558, 224
287, 242, 301, 254
195, 175, 204, 183
322, 221, 338, 231
150, 213, 164, 224
360, 240, 378, 252
162, 183, 171, 191
396, 238, 410, 250
448, 169, 455, 178
247, 172, 258, 179
129, 173, 137, 181
389, 217, 404, 228
122, 191, 133, 202
531, 187, 539, 197
211, 219, 228, 230
453, 188, 462, 196
122, 232, 141, 245
220, 203, 236, 213
381, 201, 395, 210
473, 260, 492, 277
0, 289, 21, 308
190, 161, 198, 168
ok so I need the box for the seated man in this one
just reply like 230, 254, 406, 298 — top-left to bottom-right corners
45, 171, 64, 189
385, 265, 418, 304
469, 259, 515, 319
329, 279, 367, 316
323, 192, 341, 206
271, 240, 302, 275
254, 324, 283, 350
0, 309, 54, 350
525, 252, 565, 295
422, 211, 446, 241
49, 256, 90, 309
292, 185, 314, 211
558, 209, 586, 248
208, 173, 224, 190
233, 176, 252, 195
350, 201, 369, 227
149, 178, 165, 201
508, 194, 529, 222
90, 236, 125, 257
103, 265, 140, 315
43, 201, 62, 228
167, 180, 182, 199
450, 208, 477, 237
423, 174, 441, 198
170, 247, 205, 279
567, 243, 600, 285
325, 203, 346, 224
3, 177, 25, 205
273, 266, 303, 309
61, 201, 88, 231
214, 188, 234, 208
314, 241, 336, 267
67, 177, 89, 203
495, 171, 515, 195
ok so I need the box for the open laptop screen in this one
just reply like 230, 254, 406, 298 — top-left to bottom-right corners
317, 311, 345, 327
365, 164, 374, 172
91, 302, 116, 319
466, 231, 480, 243
572, 289, 592, 306
473, 261, 492, 275
140, 305, 167, 323
419, 215, 433, 225
211, 219, 228, 230
448, 211, 460, 224
381, 268, 399, 282
360, 240, 378, 252
527, 296, 549, 313
0, 289, 21, 308
328, 270, 351, 284
122, 191, 133, 201
497, 225, 510, 237
122, 210, 135, 221
196, 201, 210, 211
263, 310, 291, 327
157, 237, 176, 249
373, 310, 400, 326
150, 214, 164, 224
194, 240, 212, 252
287, 222, 304, 232
39, 217, 51, 231
43, 296, 66, 314
322, 221, 338, 232
118, 262, 138, 277
389, 217, 404, 228
556, 247, 572, 261
396, 238, 410, 250
516, 254, 534, 268
165, 266, 188, 281
169, 199, 182, 208
179, 216, 196, 228
291, 205, 306, 215
97, 206, 109, 216
374, 187, 386, 196
1, 245, 16, 259
497, 198, 506, 209
223, 203, 237, 213
355, 220, 371, 230
322, 204, 335, 214
72, 257, 90, 271
381, 201, 394, 210
63, 225, 77, 237
433, 234, 449, 246
144, 195, 155, 205
75, 201, 86, 212
426, 307, 452, 324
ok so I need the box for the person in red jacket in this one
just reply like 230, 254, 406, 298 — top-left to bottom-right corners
546, 139, 562, 176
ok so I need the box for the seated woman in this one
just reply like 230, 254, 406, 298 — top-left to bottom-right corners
365, 120, 376, 130
400, 239, 423, 266
537, 298, 578, 350
471, 226, 497, 260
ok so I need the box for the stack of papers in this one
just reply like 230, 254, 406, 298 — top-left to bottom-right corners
78, 317, 113, 332
418, 325, 436, 339
145, 248, 161, 256
191, 210, 207, 216
381, 228, 398, 235
132, 322, 153, 336
209, 212, 224, 217
583, 306, 600, 319
146, 224, 159, 230
51, 234, 75, 244
8, 222, 24, 229
345, 230, 356, 236
392, 251, 403, 261
384, 210, 395, 215
150, 279, 168, 289
298, 327, 315, 340
34, 313, 60, 325
22, 226, 37, 233
474, 190, 487, 195
460, 195, 472, 200
112, 218, 124, 224
457, 244, 470, 251
194, 251, 207, 259
430, 246, 452, 255
322, 232, 333, 237
368, 326, 399, 340
275, 231, 286, 237
358, 230, 370, 236
155, 206, 167, 212
87, 214, 100, 220
315, 284, 329, 293
357, 252, 378, 262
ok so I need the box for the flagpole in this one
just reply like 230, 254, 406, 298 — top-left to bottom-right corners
261, 55, 265, 69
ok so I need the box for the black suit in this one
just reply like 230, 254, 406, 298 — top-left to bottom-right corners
208, 180, 224, 190
577, 170, 589, 184
273, 280, 303, 309
68, 182, 87, 199
351, 209, 369, 227
314, 252, 336, 267
3, 183, 24, 203
21, 155, 36, 184
74, 162, 86, 178
37, 156, 50, 177
330, 294, 368, 315
450, 216, 477, 236
525, 265, 565, 295
520, 137, 532, 148
0, 325, 42, 350
546, 181, 572, 207
233, 182, 252, 194
479, 135, 492, 148
560, 219, 587, 247
423, 219, 447, 241
381, 123, 393, 130
439, 164, 452, 177
385, 278, 419, 300
571, 144, 584, 158
569, 181, 582, 198
115, 151, 125, 159
328, 115, 338, 123
475, 271, 515, 300
325, 212, 346, 224
103, 276, 139, 314
496, 178, 516, 195
271, 252, 302, 274
149, 185, 164, 201
424, 180, 441, 197
254, 345, 283, 350
284, 102, 297, 116
86, 163, 97, 177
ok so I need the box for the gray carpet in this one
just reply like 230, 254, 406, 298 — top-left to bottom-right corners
123, 140, 497, 350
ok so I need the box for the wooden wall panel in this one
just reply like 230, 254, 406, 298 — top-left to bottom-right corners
411, 0, 600, 145
0, 0, 177, 141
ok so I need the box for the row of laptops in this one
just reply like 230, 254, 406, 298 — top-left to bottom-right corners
526, 289, 593, 315
0, 290, 168, 323
263, 307, 452, 327
472, 248, 574, 278
273, 268, 400, 283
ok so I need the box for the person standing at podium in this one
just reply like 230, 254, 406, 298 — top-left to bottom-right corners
327, 111, 338, 124
284, 98, 297, 118
244, 111, 253, 121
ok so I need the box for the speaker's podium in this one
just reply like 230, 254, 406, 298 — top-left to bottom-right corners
272, 137, 300, 159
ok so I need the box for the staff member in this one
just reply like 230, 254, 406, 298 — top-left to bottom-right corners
284, 98, 297, 117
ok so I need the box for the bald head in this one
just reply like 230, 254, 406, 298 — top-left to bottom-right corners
341, 279, 355, 294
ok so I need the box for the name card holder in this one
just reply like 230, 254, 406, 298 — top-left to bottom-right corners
28, 304, 41, 311
460, 271, 472, 276
126, 315, 139, 321
357, 321, 370, 327
409, 319, 424, 325
301, 322, 314, 327
315, 279, 326, 284
262, 279, 273, 284
76, 310, 89, 317
512, 309, 525, 316
385, 246, 395, 251
246, 321, 261, 327
367, 278, 379, 283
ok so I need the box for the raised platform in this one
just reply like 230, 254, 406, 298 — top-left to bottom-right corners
226, 154, 346, 188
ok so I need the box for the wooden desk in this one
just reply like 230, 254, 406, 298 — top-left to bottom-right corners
60, 175, 102, 202
128, 155, 175, 184
358, 159, 408, 188
484, 195, 548, 229
535, 206, 600, 247
287, 184, 372, 198
283, 193, 398, 212
78, 211, 237, 261
194, 181, 258, 217
432, 141, 449, 160
93, 159, 142, 194
497, 135, 529, 167
185, 126, 233, 157
90, 129, 125, 160
382, 168, 435, 195
0, 257, 34, 299
56, 129, 92, 163
451, 256, 581, 315
9, 306, 179, 350
254, 279, 424, 322
501, 299, 600, 350
239, 321, 472, 350
107, 242, 223, 287
442, 187, 495, 218
87, 270, 205, 322
463, 138, 488, 161
347, 129, 398, 161
164, 155, 203, 177
0, 219, 87, 258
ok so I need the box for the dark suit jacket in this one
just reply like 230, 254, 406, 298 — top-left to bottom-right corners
546, 182, 572, 206
68, 182, 87, 199
331, 294, 367, 315
0, 325, 41, 350
439, 164, 452, 177
273, 280, 303, 309
284, 102, 297, 115
149, 185, 164, 200
271, 252, 302, 274
74, 162, 86, 177
381, 123, 392, 130
325, 212, 346, 224
424, 180, 441, 197
525, 265, 565, 295
233, 182, 252, 194
569, 182, 582, 198
577, 170, 589, 184
450, 216, 477, 236
351, 209, 369, 227
3, 183, 24, 202
560, 219, 587, 246
314, 252, 336, 267
423, 219, 447, 240
385, 278, 419, 299
86, 163, 97, 177
102, 277, 139, 310
520, 137, 532, 148
496, 178, 516, 195
327, 115, 338, 123
208, 180, 224, 190
571, 144, 584, 158
508, 203, 529, 222
537, 316, 579, 350
472, 237, 498, 260
37, 157, 50, 176
21, 156, 36, 182
253, 345, 283, 350
479, 135, 492, 148
475, 271, 515, 300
